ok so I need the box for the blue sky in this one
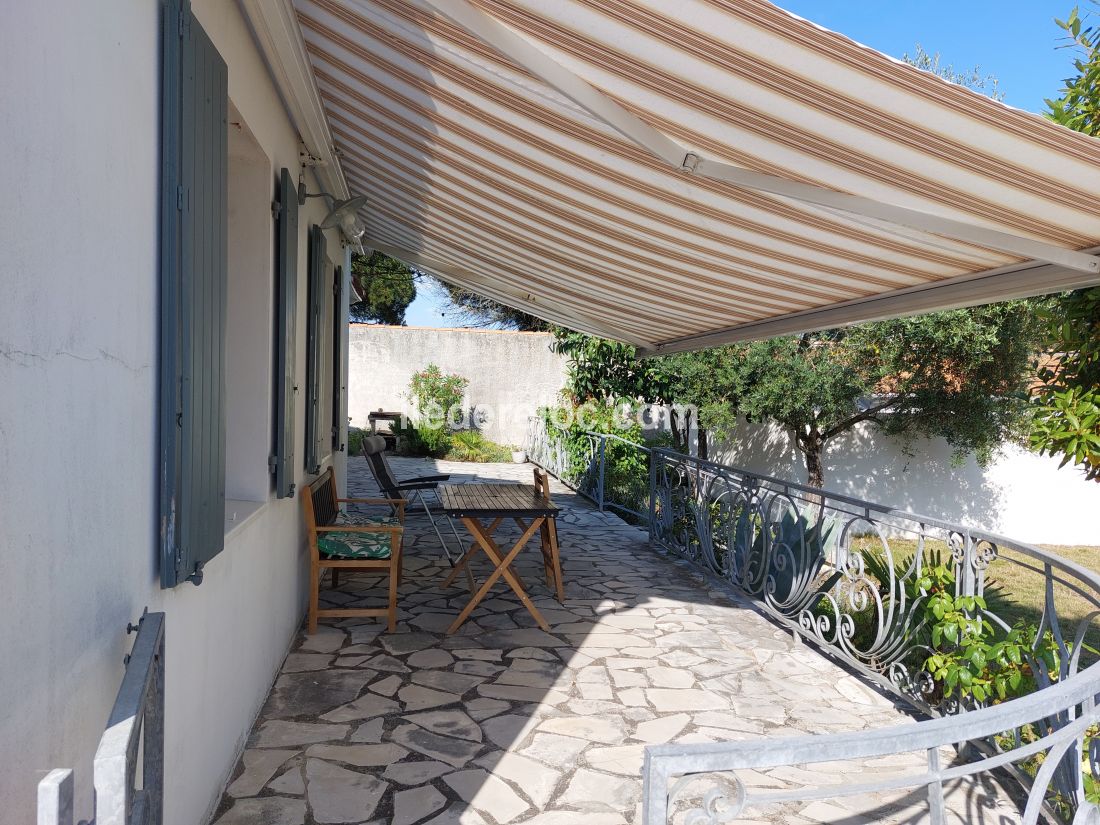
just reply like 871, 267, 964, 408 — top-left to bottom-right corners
402, 0, 1083, 328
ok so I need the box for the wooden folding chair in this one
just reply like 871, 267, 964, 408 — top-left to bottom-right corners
302, 468, 404, 633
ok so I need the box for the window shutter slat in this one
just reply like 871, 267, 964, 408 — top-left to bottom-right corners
273, 168, 298, 498
159, 0, 227, 587
305, 225, 326, 474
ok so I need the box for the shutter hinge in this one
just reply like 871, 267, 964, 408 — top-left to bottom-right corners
268, 454, 277, 474
176, 186, 186, 211
174, 546, 183, 572
178, 9, 187, 37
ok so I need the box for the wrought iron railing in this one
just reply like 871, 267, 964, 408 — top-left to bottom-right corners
38, 611, 165, 825
528, 417, 1100, 821
525, 416, 650, 520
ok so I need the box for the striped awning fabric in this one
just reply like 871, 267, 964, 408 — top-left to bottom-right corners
293, 0, 1100, 353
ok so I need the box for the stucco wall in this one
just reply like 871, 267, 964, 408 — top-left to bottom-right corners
348, 326, 568, 446
0, 3, 346, 824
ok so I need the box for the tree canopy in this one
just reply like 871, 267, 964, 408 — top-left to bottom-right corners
349, 251, 416, 325
437, 282, 551, 331
1031, 5, 1100, 481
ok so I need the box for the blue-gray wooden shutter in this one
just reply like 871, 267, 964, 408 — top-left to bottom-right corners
159, 0, 228, 588
331, 266, 344, 452
305, 225, 326, 474
273, 168, 298, 498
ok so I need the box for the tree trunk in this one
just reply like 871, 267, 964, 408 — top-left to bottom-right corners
802, 438, 825, 489
698, 427, 709, 462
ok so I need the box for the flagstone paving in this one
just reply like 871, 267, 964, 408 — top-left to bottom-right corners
212, 459, 1021, 825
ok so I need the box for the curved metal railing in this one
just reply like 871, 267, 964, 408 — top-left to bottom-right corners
527, 416, 1100, 821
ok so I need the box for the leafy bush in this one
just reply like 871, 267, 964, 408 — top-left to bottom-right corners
393, 419, 450, 458
408, 364, 468, 427
348, 426, 369, 457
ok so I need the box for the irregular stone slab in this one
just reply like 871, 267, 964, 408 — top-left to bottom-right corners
350, 718, 385, 743
251, 721, 350, 748
282, 653, 333, 673
647, 666, 695, 689
268, 768, 305, 796
306, 758, 387, 823
506, 651, 558, 664
609, 669, 647, 688
305, 743, 408, 767
465, 697, 510, 721
656, 630, 724, 649
475, 751, 560, 809
300, 627, 346, 653
412, 669, 485, 695
493, 669, 562, 689
522, 814, 626, 825
369, 674, 403, 697
423, 803, 488, 825
391, 723, 483, 767
692, 711, 766, 734
367, 654, 411, 673
405, 709, 483, 742
455, 649, 503, 662
213, 796, 306, 825
227, 748, 295, 797
477, 684, 568, 705
584, 744, 645, 776
444, 769, 531, 823
616, 688, 648, 708
394, 785, 447, 825
481, 714, 540, 749
321, 693, 400, 723
537, 715, 626, 744
520, 732, 588, 765
264, 671, 374, 718
408, 649, 455, 668
479, 629, 563, 648
645, 688, 728, 712
380, 632, 439, 655
400, 684, 462, 712
559, 768, 640, 812
408, 612, 460, 634
384, 759, 453, 786
334, 656, 371, 668
632, 713, 690, 744
454, 660, 504, 677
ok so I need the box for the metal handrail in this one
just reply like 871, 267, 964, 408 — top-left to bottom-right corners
38, 612, 165, 825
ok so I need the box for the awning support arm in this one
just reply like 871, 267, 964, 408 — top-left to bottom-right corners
422, 0, 1100, 275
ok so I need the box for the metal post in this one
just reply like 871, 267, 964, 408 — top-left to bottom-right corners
597, 436, 607, 511
647, 450, 659, 541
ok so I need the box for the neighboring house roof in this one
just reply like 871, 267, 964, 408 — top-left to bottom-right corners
259, 0, 1100, 354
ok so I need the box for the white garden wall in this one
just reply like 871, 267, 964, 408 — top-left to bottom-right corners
348, 325, 568, 447
710, 420, 1100, 547
0, 3, 347, 824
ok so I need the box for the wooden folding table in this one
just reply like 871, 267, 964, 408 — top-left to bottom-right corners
439, 483, 563, 635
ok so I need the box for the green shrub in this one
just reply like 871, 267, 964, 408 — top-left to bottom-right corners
393, 419, 450, 458
348, 426, 368, 457
444, 430, 512, 463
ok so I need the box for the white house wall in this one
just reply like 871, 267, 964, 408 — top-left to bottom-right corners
0, 2, 346, 824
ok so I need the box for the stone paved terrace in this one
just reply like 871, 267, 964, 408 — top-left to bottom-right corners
212, 459, 1021, 825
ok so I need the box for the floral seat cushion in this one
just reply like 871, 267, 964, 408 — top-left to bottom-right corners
318, 530, 393, 560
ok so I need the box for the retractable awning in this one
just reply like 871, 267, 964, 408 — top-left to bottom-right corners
292, 0, 1100, 353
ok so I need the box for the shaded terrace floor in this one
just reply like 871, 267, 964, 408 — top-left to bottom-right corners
213, 459, 1020, 825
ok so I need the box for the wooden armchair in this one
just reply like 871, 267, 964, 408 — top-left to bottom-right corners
302, 467, 404, 633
